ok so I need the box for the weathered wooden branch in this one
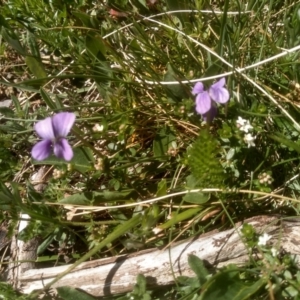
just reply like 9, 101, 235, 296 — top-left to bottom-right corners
19, 215, 300, 297
6, 167, 49, 288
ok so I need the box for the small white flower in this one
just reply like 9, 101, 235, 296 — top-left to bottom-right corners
271, 247, 278, 257
236, 116, 253, 133
236, 116, 247, 126
244, 133, 256, 148
258, 233, 271, 246
92, 124, 104, 132
152, 227, 162, 234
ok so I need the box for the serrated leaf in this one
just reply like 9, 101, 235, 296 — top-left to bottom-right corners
188, 129, 225, 188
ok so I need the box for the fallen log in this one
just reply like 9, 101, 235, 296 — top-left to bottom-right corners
6, 167, 49, 288
19, 215, 300, 297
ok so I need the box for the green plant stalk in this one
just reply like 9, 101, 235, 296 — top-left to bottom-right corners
29, 213, 141, 298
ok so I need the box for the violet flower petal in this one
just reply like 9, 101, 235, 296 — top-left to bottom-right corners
31, 139, 52, 161
52, 112, 76, 137
195, 91, 211, 114
209, 78, 230, 104
34, 117, 55, 140
53, 138, 73, 161
211, 77, 226, 88
192, 82, 205, 95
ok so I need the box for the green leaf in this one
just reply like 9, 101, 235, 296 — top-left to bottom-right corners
131, 274, 152, 299
188, 254, 209, 285
183, 191, 209, 204
135, 274, 147, 294
27, 31, 41, 58
185, 174, 200, 189
59, 190, 132, 205
32, 155, 67, 167
11, 95, 22, 113
59, 192, 93, 206
156, 179, 167, 197
163, 63, 189, 101
0, 106, 14, 117
200, 266, 266, 300
55, 94, 64, 109
135, 0, 148, 10
33, 147, 94, 172
86, 33, 107, 61
72, 147, 94, 173
177, 275, 201, 288
0, 121, 26, 133
165, 0, 189, 24
57, 286, 96, 300
158, 207, 203, 230
153, 127, 176, 157
0, 14, 10, 28
0, 191, 13, 205
40, 88, 56, 109
37, 233, 55, 255
72, 11, 99, 28
269, 133, 300, 153
25, 56, 47, 79
1, 27, 26, 56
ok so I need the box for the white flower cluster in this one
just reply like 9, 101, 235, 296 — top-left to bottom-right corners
258, 172, 273, 185
93, 124, 104, 133
53, 168, 66, 179
236, 117, 255, 148
94, 158, 104, 171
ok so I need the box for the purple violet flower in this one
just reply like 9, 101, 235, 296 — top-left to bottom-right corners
31, 112, 76, 161
192, 78, 229, 120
